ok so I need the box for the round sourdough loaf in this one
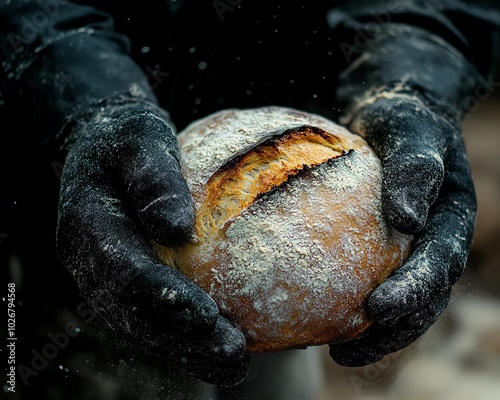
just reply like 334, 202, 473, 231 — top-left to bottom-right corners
154, 106, 412, 352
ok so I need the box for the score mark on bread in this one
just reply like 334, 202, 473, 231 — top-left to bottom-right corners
199, 127, 348, 235
155, 106, 412, 352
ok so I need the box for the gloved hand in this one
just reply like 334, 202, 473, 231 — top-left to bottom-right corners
56, 100, 249, 386
329, 90, 477, 366
323, 0, 487, 364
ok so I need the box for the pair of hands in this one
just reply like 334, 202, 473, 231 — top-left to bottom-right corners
56, 95, 476, 386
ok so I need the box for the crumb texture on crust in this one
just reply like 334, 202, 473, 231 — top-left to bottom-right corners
155, 106, 412, 352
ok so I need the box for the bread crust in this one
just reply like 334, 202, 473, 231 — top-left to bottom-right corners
155, 106, 412, 352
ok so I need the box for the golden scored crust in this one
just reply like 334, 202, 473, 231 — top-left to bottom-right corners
197, 128, 346, 238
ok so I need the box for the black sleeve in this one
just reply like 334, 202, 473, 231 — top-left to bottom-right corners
327, 0, 500, 116
0, 0, 164, 153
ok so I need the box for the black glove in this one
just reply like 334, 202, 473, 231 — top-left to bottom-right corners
329, 92, 476, 366
56, 99, 249, 386
325, 1, 490, 365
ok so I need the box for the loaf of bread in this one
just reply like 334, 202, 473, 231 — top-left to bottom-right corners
155, 106, 412, 352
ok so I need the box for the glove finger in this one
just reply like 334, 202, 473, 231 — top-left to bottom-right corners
352, 98, 448, 234
368, 136, 476, 324
381, 148, 444, 234
329, 293, 449, 367
116, 114, 195, 247
57, 148, 218, 337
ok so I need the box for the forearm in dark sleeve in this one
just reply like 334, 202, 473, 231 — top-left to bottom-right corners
0, 0, 164, 152
327, 0, 500, 118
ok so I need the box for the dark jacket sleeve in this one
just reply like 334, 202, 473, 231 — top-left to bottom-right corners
0, 0, 163, 153
327, 0, 500, 117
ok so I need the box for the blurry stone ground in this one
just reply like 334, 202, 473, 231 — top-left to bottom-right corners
316, 84, 500, 400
